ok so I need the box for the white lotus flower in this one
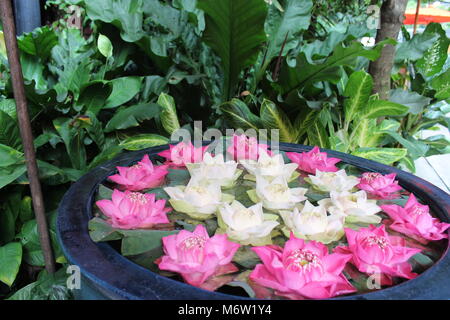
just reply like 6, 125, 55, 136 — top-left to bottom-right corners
164, 179, 232, 220
249, 175, 307, 211
186, 152, 242, 188
307, 169, 360, 193
279, 201, 345, 244
318, 191, 382, 224
240, 150, 298, 181
218, 201, 279, 246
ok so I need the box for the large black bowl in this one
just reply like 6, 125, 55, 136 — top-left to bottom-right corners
57, 143, 450, 300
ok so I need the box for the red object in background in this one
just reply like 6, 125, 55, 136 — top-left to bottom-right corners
404, 7, 450, 25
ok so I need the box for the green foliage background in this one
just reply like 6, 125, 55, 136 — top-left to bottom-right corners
0, 0, 448, 299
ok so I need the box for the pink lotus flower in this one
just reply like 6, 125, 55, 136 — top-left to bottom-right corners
96, 189, 171, 229
158, 142, 209, 167
357, 172, 402, 199
286, 146, 341, 174
156, 224, 240, 289
381, 194, 450, 243
249, 234, 356, 300
335, 225, 421, 283
108, 155, 168, 191
227, 134, 271, 161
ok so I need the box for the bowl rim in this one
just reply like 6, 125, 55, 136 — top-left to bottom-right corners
57, 142, 450, 300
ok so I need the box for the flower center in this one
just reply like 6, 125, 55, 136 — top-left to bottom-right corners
131, 163, 142, 169
285, 249, 320, 271
412, 205, 427, 215
363, 172, 381, 182
233, 209, 260, 230
312, 152, 324, 161
366, 235, 388, 249
189, 186, 207, 195
127, 192, 148, 204
268, 184, 286, 194
181, 235, 207, 250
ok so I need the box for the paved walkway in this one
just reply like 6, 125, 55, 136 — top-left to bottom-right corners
414, 124, 450, 194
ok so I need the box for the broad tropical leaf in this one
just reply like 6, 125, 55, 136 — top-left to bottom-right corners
307, 119, 329, 148
344, 70, 373, 125
395, 31, 438, 62
430, 69, 450, 100
0, 144, 24, 167
255, 0, 312, 82
53, 118, 87, 170
276, 39, 396, 95
97, 34, 113, 58
352, 147, 407, 165
157, 93, 181, 135
0, 242, 22, 287
105, 103, 160, 132
0, 110, 21, 150
103, 77, 143, 109
220, 99, 262, 130
0, 99, 17, 119
198, 0, 268, 99
84, 0, 145, 42
416, 23, 450, 77
0, 165, 27, 190
18, 26, 58, 60
260, 99, 296, 143
294, 109, 319, 142
381, 132, 429, 159
389, 89, 431, 115
350, 119, 384, 150
120, 134, 169, 151
79, 82, 112, 114
360, 100, 408, 119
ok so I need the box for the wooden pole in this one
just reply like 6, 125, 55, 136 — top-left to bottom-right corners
368, 0, 408, 100
413, 0, 421, 34
0, 0, 55, 273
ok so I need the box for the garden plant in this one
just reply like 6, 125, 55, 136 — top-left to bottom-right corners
0, 0, 448, 300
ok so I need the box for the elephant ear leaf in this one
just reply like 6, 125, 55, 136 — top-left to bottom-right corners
157, 93, 181, 135
431, 69, 450, 100
260, 99, 296, 143
276, 39, 395, 96
255, 0, 313, 82
416, 23, 450, 77
198, 0, 268, 100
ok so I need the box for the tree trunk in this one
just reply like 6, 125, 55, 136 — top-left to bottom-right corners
369, 0, 408, 100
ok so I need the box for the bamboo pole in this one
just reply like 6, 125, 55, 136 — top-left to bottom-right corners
0, 0, 55, 273
413, 0, 421, 34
